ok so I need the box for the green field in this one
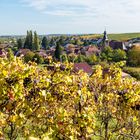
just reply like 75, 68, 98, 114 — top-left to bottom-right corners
81, 32, 140, 41
108, 32, 140, 41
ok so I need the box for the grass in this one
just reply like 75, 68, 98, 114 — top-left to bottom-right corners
123, 67, 140, 80
108, 32, 140, 41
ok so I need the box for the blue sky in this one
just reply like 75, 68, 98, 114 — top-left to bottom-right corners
0, 0, 140, 35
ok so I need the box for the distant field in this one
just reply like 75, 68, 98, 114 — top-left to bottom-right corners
81, 32, 140, 41
108, 33, 140, 41
0, 32, 140, 42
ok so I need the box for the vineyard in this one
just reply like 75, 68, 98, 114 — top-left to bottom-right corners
0, 57, 140, 140
81, 32, 140, 41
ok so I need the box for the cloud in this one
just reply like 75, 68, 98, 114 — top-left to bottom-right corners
21, 0, 100, 16
1, 0, 140, 35
21, 0, 140, 18
19, 0, 140, 35
21, 0, 49, 10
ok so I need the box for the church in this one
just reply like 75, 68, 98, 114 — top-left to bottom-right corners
97, 30, 109, 50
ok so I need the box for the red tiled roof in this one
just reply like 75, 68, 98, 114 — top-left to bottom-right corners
87, 46, 100, 53
74, 62, 93, 74
19, 49, 30, 55
0, 44, 9, 48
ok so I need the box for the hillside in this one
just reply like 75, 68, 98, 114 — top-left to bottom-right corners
81, 32, 140, 41
108, 32, 140, 41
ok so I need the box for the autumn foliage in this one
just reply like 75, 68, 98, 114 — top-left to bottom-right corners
0, 58, 140, 140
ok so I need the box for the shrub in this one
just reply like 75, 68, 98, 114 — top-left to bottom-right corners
75, 54, 86, 63
100, 46, 113, 62
33, 53, 44, 64
24, 51, 35, 63
112, 49, 127, 62
127, 46, 140, 66
86, 54, 100, 65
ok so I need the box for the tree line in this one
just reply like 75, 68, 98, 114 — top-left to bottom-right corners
17, 31, 40, 51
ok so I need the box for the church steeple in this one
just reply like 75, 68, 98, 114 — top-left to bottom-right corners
103, 29, 109, 47
103, 30, 108, 41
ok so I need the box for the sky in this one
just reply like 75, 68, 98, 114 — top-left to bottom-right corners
0, 0, 140, 35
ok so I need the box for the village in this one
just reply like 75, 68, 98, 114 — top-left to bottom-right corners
0, 31, 140, 80
0, 31, 140, 140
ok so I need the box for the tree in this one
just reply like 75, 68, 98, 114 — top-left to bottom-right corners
127, 46, 140, 66
49, 38, 54, 47
24, 51, 35, 63
68, 53, 77, 63
59, 36, 65, 46
86, 54, 99, 65
24, 30, 33, 50
112, 49, 127, 62
61, 54, 68, 62
75, 54, 86, 63
29, 30, 33, 50
24, 31, 29, 49
33, 53, 44, 64
83, 40, 89, 46
17, 39, 23, 49
54, 42, 62, 60
74, 38, 83, 46
33, 31, 40, 51
100, 46, 113, 62
41, 36, 49, 50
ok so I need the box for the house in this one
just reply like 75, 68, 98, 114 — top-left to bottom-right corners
0, 48, 7, 57
85, 45, 100, 56
74, 62, 93, 75
15, 49, 30, 56
65, 44, 76, 54
46, 48, 55, 56
123, 38, 140, 50
38, 49, 47, 58
0, 43, 9, 49
109, 40, 124, 50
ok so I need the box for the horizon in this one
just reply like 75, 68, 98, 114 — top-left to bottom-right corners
0, 32, 140, 36
0, 0, 140, 35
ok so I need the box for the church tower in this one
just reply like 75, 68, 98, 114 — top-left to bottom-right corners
102, 30, 109, 48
